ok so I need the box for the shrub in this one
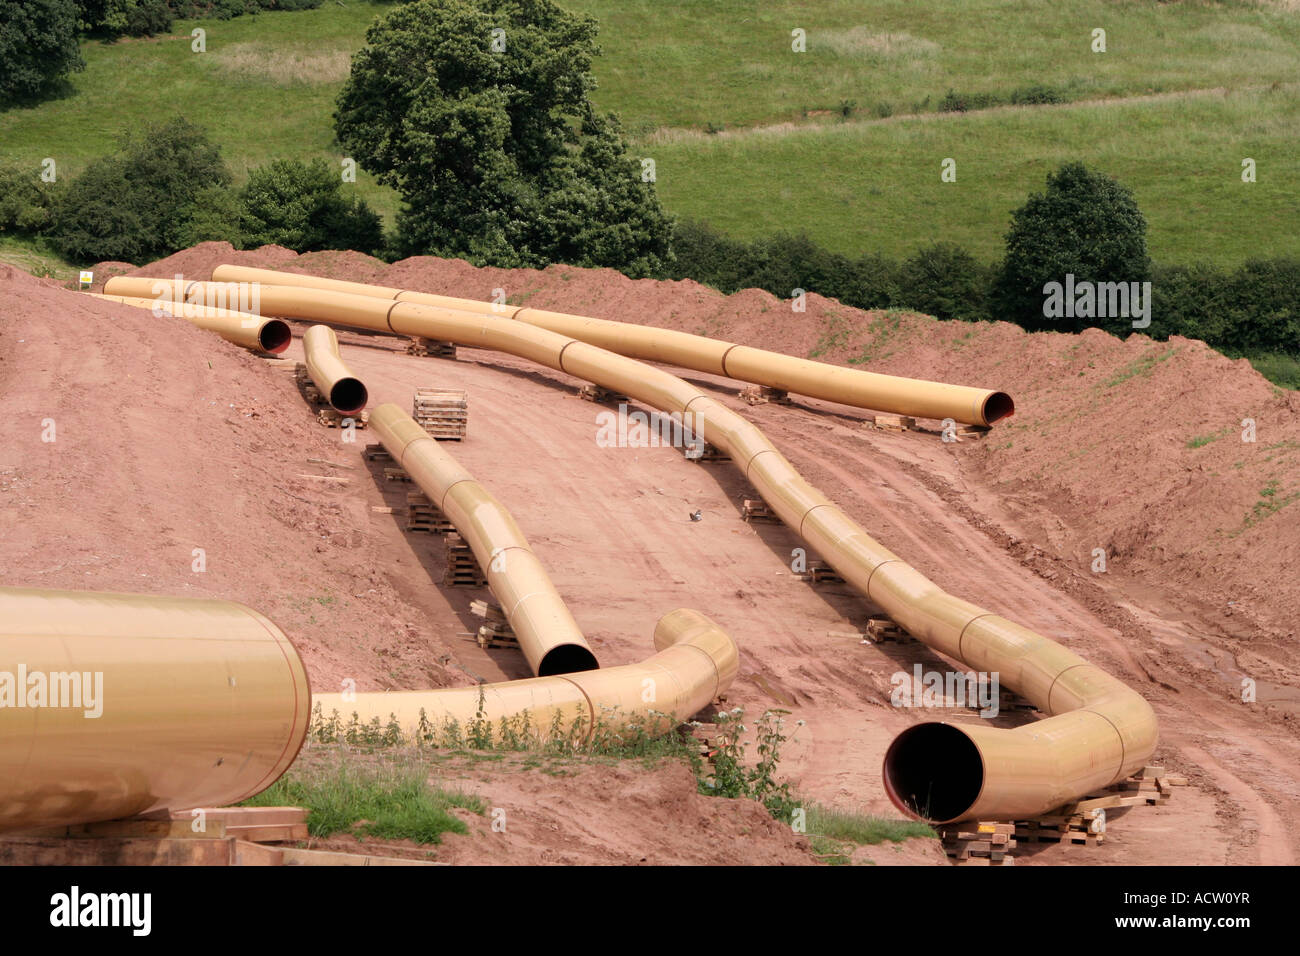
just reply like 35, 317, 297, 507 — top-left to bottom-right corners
48, 117, 230, 262
896, 242, 992, 321
77, 0, 174, 38
0, 163, 60, 236
240, 158, 382, 254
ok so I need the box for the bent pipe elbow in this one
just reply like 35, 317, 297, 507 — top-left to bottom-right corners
209, 265, 1014, 426
311, 608, 737, 742
302, 325, 368, 415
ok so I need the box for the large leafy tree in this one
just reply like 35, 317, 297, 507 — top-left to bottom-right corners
992, 162, 1150, 332
241, 158, 383, 254
0, 0, 85, 105
335, 0, 672, 273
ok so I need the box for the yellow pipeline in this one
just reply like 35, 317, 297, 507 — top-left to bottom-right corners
0, 586, 310, 833
108, 276, 1157, 823
369, 403, 598, 677
303, 325, 369, 415
91, 293, 291, 355
209, 265, 1014, 427
315, 607, 735, 739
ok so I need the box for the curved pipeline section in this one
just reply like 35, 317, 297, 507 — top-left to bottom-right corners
314, 607, 735, 740
92, 292, 291, 355
369, 403, 598, 677
0, 586, 311, 833
208, 265, 1014, 426
303, 324, 368, 415
110, 276, 1156, 823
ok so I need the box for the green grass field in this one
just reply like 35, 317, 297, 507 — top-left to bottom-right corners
1, 0, 1297, 267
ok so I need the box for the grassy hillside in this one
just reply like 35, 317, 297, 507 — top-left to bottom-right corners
0, 0, 1297, 266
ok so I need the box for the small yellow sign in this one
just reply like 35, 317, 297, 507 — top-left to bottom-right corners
78, 270, 93, 289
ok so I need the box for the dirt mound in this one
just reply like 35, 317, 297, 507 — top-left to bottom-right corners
0, 263, 456, 691
100, 244, 1298, 643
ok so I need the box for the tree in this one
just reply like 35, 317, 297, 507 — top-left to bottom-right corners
0, 163, 60, 236
0, 0, 85, 105
76, 0, 173, 39
992, 162, 1150, 332
241, 158, 383, 254
48, 117, 230, 262
335, 0, 672, 274
896, 242, 992, 322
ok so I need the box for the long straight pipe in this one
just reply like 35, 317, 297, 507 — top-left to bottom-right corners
315, 607, 736, 740
210, 265, 1014, 427
369, 402, 598, 677
0, 587, 310, 833
303, 324, 368, 415
104, 276, 1156, 823
92, 292, 291, 354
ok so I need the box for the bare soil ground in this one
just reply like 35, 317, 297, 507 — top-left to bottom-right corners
2, 241, 1296, 864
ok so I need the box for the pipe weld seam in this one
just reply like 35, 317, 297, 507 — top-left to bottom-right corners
384, 300, 400, 333
864, 558, 903, 598
555, 339, 579, 374
1081, 706, 1130, 787
797, 502, 835, 541
671, 640, 724, 701
719, 343, 740, 379
438, 476, 477, 513
742, 446, 779, 484
955, 612, 997, 669
1044, 661, 1094, 715
554, 675, 597, 744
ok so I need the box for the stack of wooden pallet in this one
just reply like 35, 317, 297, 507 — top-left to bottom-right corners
384, 465, 411, 482
413, 387, 468, 440
471, 599, 517, 649
937, 822, 1016, 866
577, 383, 627, 405
797, 561, 843, 585
406, 337, 458, 359
953, 424, 991, 441
317, 408, 369, 428
739, 385, 792, 406
444, 532, 487, 587
741, 498, 778, 522
407, 491, 454, 534
869, 414, 916, 432
863, 616, 910, 643
1015, 809, 1106, 847
683, 440, 730, 463
364, 443, 392, 462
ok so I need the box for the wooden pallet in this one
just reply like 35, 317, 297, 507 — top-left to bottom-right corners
937, 822, 1017, 866
384, 466, 412, 482
406, 491, 454, 534
956, 425, 991, 440
317, 408, 369, 428
1070, 765, 1187, 813
741, 498, 778, 523
444, 532, 487, 587
413, 387, 468, 441
577, 383, 627, 405
1014, 816, 1104, 846
863, 616, 912, 643
739, 385, 792, 406
683, 440, 730, 463
406, 337, 458, 359
797, 563, 844, 585
473, 604, 518, 649
869, 414, 916, 432
364, 444, 392, 462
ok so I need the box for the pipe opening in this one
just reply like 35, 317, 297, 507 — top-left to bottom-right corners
537, 643, 599, 677
258, 320, 292, 354
329, 378, 369, 416
883, 722, 984, 824
981, 391, 1015, 425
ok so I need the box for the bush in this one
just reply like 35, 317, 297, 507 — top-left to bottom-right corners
992, 162, 1151, 333
240, 158, 382, 254
0, 164, 60, 236
0, 0, 85, 105
48, 117, 230, 262
896, 242, 992, 321
77, 0, 173, 38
